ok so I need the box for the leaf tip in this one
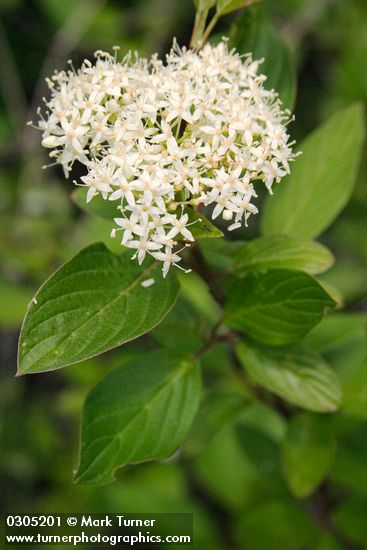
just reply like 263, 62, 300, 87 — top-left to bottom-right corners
72, 467, 87, 485
73, 468, 115, 486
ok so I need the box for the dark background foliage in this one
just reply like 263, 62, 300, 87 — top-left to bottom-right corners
1, 1, 366, 548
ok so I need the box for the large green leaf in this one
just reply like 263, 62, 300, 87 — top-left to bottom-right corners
281, 412, 336, 498
18, 243, 179, 374
75, 351, 201, 484
262, 103, 365, 239
225, 269, 335, 345
236, 342, 342, 412
234, 235, 334, 276
231, 4, 296, 108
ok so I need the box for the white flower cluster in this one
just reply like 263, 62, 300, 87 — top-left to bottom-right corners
35, 40, 295, 276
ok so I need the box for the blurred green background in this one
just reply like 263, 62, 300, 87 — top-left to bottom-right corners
1, 0, 367, 548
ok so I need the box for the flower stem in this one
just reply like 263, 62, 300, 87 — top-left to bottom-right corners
189, 8, 210, 49
199, 12, 220, 48
194, 316, 224, 359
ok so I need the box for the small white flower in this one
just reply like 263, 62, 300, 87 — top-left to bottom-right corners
125, 238, 162, 265
152, 245, 190, 278
166, 214, 195, 242
114, 214, 145, 243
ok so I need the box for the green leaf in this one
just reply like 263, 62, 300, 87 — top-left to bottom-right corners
234, 235, 334, 276
72, 187, 120, 220
217, 0, 257, 17
74, 351, 201, 484
319, 263, 367, 306
262, 103, 365, 239
236, 341, 342, 412
305, 313, 367, 355
192, 421, 261, 509
281, 412, 336, 498
185, 390, 247, 455
318, 280, 343, 309
18, 243, 180, 374
240, 401, 287, 441
305, 314, 367, 419
225, 269, 335, 345
185, 208, 224, 240
236, 423, 280, 476
179, 270, 221, 324
231, 4, 296, 109
200, 238, 243, 270
151, 299, 205, 354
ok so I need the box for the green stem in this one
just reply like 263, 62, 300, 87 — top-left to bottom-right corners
189, 8, 210, 49
199, 12, 220, 48
189, 11, 201, 48
194, 316, 224, 359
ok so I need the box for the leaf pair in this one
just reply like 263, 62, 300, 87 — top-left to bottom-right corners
228, 238, 341, 414
227, 101, 365, 419
17, 243, 202, 484
226, 233, 337, 347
